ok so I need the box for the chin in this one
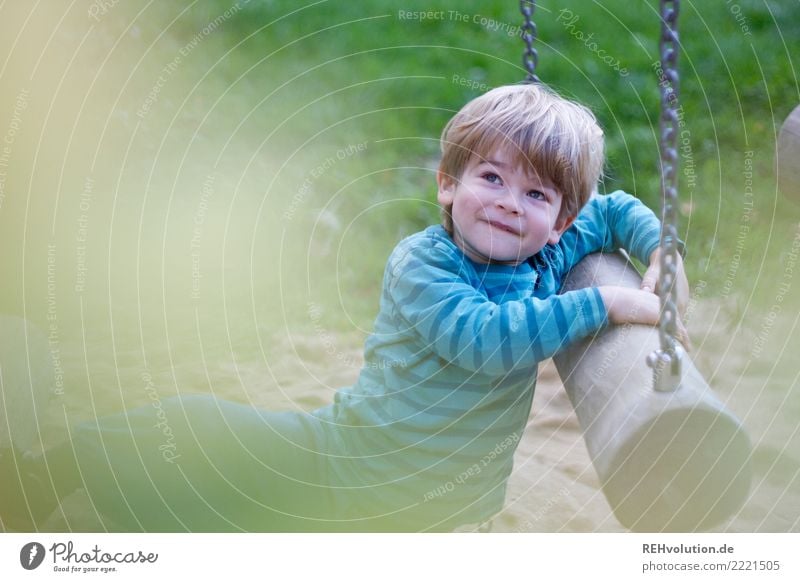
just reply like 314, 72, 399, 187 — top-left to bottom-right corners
486, 253, 526, 264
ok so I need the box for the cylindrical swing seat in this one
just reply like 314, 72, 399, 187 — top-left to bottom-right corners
778, 104, 800, 199
553, 253, 751, 532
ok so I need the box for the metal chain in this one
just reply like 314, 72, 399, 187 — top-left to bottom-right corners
516, 0, 682, 388
647, 0, 683, 392
519, 0, 540, 83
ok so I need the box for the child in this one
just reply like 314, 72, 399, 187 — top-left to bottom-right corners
1, 83, 687, 532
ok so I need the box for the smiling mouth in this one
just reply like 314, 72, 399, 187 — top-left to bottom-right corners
486, 220, 521, 236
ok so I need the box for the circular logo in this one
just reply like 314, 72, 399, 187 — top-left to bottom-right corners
19, 542, 46, 570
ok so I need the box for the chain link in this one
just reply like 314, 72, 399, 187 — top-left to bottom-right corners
516, 0, 682, 389
519, 0, 540, 83
648, 0, 683, 392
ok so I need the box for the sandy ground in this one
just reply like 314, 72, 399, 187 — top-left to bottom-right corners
5, 296, 798, 533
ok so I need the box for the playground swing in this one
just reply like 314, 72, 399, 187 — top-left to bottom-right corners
778, 104, 800, 199
0, 2, 759, 535
517, 0, 751, 531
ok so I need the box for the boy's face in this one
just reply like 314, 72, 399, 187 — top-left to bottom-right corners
437, 150, 574, 265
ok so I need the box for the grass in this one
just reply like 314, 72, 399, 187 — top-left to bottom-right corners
1, 0, 798, 370
203, 0, 799, 329
1, 0, 798, 534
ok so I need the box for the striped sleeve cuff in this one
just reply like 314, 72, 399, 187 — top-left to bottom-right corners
562, 287, 610, 343
584, 287, 610, 332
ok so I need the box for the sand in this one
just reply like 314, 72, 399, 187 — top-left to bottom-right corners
3, 295, 797, 533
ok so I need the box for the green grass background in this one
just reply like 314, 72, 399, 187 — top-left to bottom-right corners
0, 0, 797, 413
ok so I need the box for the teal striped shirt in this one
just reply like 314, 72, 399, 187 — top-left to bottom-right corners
316, 190, 662, 530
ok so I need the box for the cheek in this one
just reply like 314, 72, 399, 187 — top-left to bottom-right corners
526, 212, 555, 241
546, 205, 561, 227
454, 194, 480, 215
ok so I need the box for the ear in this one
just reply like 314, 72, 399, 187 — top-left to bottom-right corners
436, 170, 455, 206
548, 214, 576, 245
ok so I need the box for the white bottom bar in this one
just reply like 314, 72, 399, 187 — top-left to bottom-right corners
1, 533, 797, 581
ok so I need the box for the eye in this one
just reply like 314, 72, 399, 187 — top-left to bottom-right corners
482, 172, 502, 185
527, 189, 547, 200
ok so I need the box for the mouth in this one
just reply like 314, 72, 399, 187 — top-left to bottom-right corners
486, 220, 521, 236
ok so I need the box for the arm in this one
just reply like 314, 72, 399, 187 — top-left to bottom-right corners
559, 192, 691, 347
387, 241, 608, 376
597, 284, 691, 350
556, 190, 663, 273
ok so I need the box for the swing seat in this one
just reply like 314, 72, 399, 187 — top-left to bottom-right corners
778, 104, 800, 199
553, 252, 751, 532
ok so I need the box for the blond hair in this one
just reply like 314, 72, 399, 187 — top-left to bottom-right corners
438, 83, 604, 233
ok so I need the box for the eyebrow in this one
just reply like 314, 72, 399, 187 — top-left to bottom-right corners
477, 160, 509, 168
477, 160, 555, 189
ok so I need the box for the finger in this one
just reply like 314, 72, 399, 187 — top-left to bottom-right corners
677, 321, 692, 352
641, 267, 658, 293
677, 289, 690, 317
677, 274, 691, 316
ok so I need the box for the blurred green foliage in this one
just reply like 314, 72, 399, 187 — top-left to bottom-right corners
172, 0, 795, 329
2, 0, 798, 341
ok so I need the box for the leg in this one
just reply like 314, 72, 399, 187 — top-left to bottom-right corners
0, 447, 63, 531
5, 395, 334, 532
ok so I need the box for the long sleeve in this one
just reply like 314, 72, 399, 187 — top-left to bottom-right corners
553, 190, 662, 274
333, 225, 613, 526
387, 240, 608, 376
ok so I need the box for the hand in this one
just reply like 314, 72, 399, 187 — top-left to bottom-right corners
598, 286, 691, 350
640, 247, 690, 317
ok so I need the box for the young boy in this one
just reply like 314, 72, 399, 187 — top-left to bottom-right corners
1, 83, 687, 532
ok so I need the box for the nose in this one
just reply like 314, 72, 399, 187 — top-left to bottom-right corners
496, 191, 522, 214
